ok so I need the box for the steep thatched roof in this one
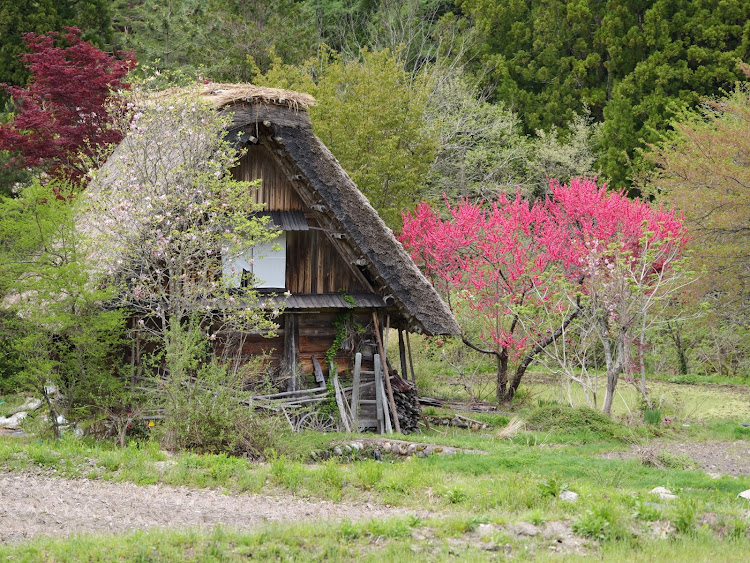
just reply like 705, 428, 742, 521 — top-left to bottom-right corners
87, 83, 459, 336
200, 83, 316, 111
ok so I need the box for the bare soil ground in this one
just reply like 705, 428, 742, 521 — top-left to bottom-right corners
0, 473, 424, 544
603, 440, 750, 476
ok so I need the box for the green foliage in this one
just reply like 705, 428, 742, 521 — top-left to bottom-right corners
255, 48, 437, 229
0, 179, 127, 435
462, 0, 750, 188
152, 322, 286, 456
539, 473, 568, 498
671, 498, 698, 536
643, 408, 662, 426
632, 500, 663, 522
0, 0, 112, 94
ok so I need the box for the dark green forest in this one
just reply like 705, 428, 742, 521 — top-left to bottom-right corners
0, 0, 748, 430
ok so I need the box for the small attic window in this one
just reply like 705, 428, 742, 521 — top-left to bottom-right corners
222, 233, 286, 289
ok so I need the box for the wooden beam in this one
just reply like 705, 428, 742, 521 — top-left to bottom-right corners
372, 312, 401, 434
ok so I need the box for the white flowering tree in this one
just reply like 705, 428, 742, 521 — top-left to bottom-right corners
84, 89, 281, 447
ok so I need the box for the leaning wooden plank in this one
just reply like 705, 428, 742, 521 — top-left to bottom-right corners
311, 355, 326, 385
332, 370, 351, 432
351, 352, 362, 430
372, 313, 401, 434
374, 354, 384, 433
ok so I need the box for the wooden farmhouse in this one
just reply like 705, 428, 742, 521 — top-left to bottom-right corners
89, 84, 460, 432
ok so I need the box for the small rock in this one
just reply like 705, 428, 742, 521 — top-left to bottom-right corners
350, 442, 362, 451
511, 522, 540, 537
416, 451, 426, 458
650, 486, 673, 495
407, 444, 417, 454
542, 521, 571, 540
477, 523, 498, 537
650, 520, 675, 539
0, 412, 28, 428
382, 442, 392, 453
333, 446, 343, 456
12, 398, 42, 414
559, 490, 579, 502
738, 489, 750, 500
650, 487, 678, 500
707, 472, 723, 480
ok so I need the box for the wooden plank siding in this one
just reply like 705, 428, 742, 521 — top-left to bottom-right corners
226, 138, 380, 387
232, 144, 305, 211
231, 142, 370, 295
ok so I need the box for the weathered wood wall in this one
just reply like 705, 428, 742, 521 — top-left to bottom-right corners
232, 144, 305, 211
232, 144, 371, 295
229, 311, 375, 388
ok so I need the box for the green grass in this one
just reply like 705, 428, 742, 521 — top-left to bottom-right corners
1, 514, 749, 562
2, 377, 750, 560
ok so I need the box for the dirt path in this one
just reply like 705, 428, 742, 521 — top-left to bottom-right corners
602, 440, 750, 476
0, 473, 423, 544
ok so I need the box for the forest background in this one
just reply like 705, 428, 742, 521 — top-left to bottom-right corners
0, 0, 748, 410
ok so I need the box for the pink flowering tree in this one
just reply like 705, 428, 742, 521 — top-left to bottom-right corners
400, 191, 583, 402
401, 178, 690, 411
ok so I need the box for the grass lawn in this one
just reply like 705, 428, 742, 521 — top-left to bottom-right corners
1, 376, 750, 560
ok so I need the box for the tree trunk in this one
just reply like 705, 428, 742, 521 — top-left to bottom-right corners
600, 316, 624, 415
506, 301, 582, 401
506, 363, 527, 402
638, 320, 652, 407
496, 352, 508, 403
666, 321, 689, 376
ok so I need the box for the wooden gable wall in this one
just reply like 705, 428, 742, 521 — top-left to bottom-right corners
231, 143, 371, 295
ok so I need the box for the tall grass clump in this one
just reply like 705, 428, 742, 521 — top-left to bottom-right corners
525, 404, 630, 441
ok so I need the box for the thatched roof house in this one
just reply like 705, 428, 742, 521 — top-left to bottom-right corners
87, 83, 458, 391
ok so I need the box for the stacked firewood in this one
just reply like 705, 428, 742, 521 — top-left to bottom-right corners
390, 375, 421, 434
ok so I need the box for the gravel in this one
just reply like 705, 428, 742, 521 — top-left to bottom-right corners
0, 473, 420, 544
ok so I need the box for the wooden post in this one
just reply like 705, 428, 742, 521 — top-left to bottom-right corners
405, 330, 416, 383
398, 329, 408, 381
375, 355, 392, 434
372, 312, 401, 434
284, 314, 298, 392
351, 352, 362, 431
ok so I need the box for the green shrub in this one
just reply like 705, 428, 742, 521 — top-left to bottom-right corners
573, 504, 628, 541
671, 499, 698, 536
525, 404, 628, 441
632, 501, 662, 522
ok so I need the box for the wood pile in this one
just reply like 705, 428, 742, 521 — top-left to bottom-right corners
390, 375, 421, 434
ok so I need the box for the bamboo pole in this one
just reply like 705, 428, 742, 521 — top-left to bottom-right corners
372, 312, 401, 434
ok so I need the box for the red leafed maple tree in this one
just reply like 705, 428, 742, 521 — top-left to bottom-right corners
400, 178, 689, 409
0, 28, 135, 186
